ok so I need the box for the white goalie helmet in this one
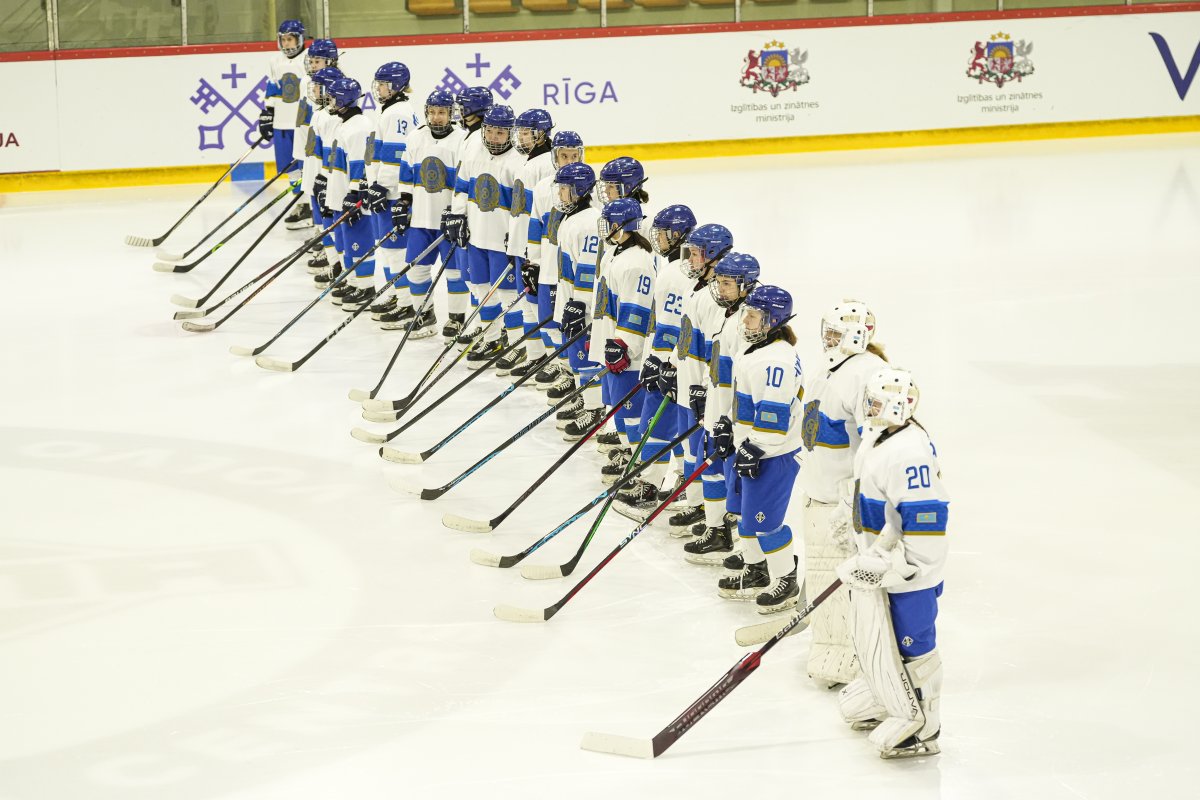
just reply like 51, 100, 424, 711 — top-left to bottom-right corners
862, 368, 919, 429
821, 299, 876, 368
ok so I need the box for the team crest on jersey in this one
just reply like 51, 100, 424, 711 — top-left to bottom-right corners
546, 209, 564, 246
363, 133, 376, 166
677, 317, 694, 360
475, 173, 502, 212
595, 277, 612, 321
280, 73, 302, 104
303, 127, 317, 158
967, 33, 1035, 88
801, 399, 821, 451
708, 340, 721, 386
851, 479, 863, 534
511, 178, 528, 217
740, 40, 810, 98
419, 157, 449, 193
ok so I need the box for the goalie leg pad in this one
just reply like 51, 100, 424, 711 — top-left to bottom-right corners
870, 648, 942, 756
805, 499, 860, 686
838, 677, 885, 726
848, 587, 922, 735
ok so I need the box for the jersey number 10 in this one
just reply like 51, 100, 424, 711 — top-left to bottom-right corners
764, 366, 784, 388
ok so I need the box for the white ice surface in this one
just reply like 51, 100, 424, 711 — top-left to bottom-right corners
2, 134, 1199, 799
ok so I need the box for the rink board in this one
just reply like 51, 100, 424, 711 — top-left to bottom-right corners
1, 6, 1198, 178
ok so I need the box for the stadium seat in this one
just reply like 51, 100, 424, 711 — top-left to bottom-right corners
407, 0, 460, 16
522, 0, 577, 10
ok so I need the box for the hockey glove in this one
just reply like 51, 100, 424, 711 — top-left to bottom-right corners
688, 384, 707, 421
312, 175, 330, 216
712, 415, 734, 459
520, 260, 540, 296
342, 187, 365, 225
258, 106, 275, 142
657, 360, 678, 401
366, 182, 390, 213
390, 197, 412, 234
440, 212, 470, 248
734, 441, 765, 479
561, 300, 587, 341
605, 338, 631, 374
639, 354, 662, 388
835, 540, 918, 591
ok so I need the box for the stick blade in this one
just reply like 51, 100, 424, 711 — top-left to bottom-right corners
180, 321, 215, 333
169, 294, 201, 308
347, 388, 373, 402
228, 344, 258, 357
519, 563, 565, 581
492, 604, 548, 623
255, 356, 295, 373
384, 474, 424, 497
468, 548, 502, 567
442, 513, 493, 534
172, 309, 205, 321
124, 234, 153, 247
379, 446, 423, 465
579, 732, 657, 759
154, 248, 183, 261
349, 427, 386, 444
152, 261, 181, 273
362, 409, 399, 424
361, 397, 401, 412
734, 616, 803, 647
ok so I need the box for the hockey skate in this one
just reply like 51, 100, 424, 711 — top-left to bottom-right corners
717, 559, 770, 600
369, 295, 398, 319
466, 337, 505, 370
285, 201, 314, 230
600, 447, 633, 485
407, 308, 438, 339
683, 515, 734, 565
668, 504, 703, 537
379, 304, 416, 330
613, 479, 659, 523
441, 313, 465, 343
554, 396, 585, 429
494, 346, 527, 376
564, 408, 605, 441
755, 564, 801, 615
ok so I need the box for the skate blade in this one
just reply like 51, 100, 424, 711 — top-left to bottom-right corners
407, 327, 437, 340
349, 427, 386, 444
851, 720, 882, 732
612, 504, 651, 524
684, 552, 732, 566
668, 528, 697, 539
716, 588, 759, 601
442, 513, 492, 534
580, 732, 655, 759
756, 596, 799, 616
880, 740, 940, 760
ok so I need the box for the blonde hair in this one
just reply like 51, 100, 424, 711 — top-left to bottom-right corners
867, 341, 888, 362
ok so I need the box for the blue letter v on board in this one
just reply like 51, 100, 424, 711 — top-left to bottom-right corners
1150, 33, 1200, 101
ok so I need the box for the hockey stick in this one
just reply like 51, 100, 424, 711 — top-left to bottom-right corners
493, 457, 713, 623
445, 383, 654, 534
386, 367, 609, 501
348, 261, 513, 404
519, 393, 670, 579
154, 162, 297, 264
228, 225, 421, 357
180, 207, 356, 333
125, 136, 265, 247
377, 329, 588, 462
253, 232, 444, 373
153, 180, 298, 274
579, 579, 843, 759
171, 202, 342, 314
468, 426, 698, 566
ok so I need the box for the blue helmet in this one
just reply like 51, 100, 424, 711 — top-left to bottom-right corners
304, 39, 338, 75
326, 77, 362, 113
425, 89, 456, 135
711, 252, 761, 308
482, 105, 515, 155
743, 285, 794, 343
373, 62, 411, 103
650, 204, 696, 256
515, 109, 554, 155
551, 130, 585, 167
554, 163, 596, 213
457, 86, 494, 120
600, 198, 643, 240
309, 66, 344, 107
598, 156, 646, 205
278, 19, 305, 57
682, 223, 734, 280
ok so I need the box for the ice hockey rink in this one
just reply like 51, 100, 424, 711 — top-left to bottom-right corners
2, 133, 1199, 799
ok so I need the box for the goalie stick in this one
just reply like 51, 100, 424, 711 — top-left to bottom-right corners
493, 457, 712, 623
466, 427, 698, 568
154, 163, 296, 264
125, 135, 264, 247
578, 579, 843, 759
386, 368, 609, 501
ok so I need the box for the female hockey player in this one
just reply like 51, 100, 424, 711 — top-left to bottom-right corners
835, 367, 946, 760
391, 89, 466, 338
287, 37, 337, 238
591, 198, 655, 475
307, 64, 346, 290
596, 156, 650, 206
613, 203, 697, 521
801, 300, 889, 687
363, 61, 420, 326
710, 284, 804, 615
261, 19, 306, 197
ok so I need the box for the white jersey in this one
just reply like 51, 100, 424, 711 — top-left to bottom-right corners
554, 204, 602, 320
799, 351, 888, 504
647, 253, 692, 368
400, 126, 467, 231
451, 141, 525, 252
369, 98, 420, 198
292, 76, 313, 165
732, 336, 804, 458
592, 241, 655, 367
678, 284, 727, 408
703, 303, 749, 426
310, 107, 339, 192
527, 175, 563, 286
507, 149, 555, 259
266, 51, 305, 131
327, 110, 373, 208
852, 423, 949, 594
298, 100, 327, 195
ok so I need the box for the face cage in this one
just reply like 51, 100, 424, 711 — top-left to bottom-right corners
279, 35, 303, 58
308, 82, 329, 106
679, 243, 712, 281
740, 308, 769, 344
821, 322, 844, 353
515, 127, 544, 155
650, 226, 680, 257
555, 184, 586, 214
304, 55, 333, 77
372, 80, 395, 105
710, 275, 752, 308
553, 146, 584, 169
595, 179, 629, 206
483, 125, 513, 155
425, 105, 454, 134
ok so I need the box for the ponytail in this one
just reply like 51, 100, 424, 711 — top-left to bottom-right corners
867, 341, 888, 362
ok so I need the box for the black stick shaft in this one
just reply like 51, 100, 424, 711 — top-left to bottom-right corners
153, 136, 264, 242
180, 163, 295, 259
176, 180, 296, 273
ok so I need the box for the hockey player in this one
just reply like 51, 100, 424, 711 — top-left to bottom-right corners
363, 62, 421, 326
614, 204, 697, 521
261, 20, 306, 193
659, 224, 735, 554
319, 77, 376, 311
393, 90, 466, 338
835, 368, 946, 759
438, 86, 493, 343
307, 65, 346, 289
591, 198, 655, 466
548, 162, 603, 434
802, 301, 889, 687
521, 130, 585, 390
711, 284, 804, 615
596, 156, 650, 206
287, 37, 337, 236
444, 104, 525, 366
496, 108, 555, 376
